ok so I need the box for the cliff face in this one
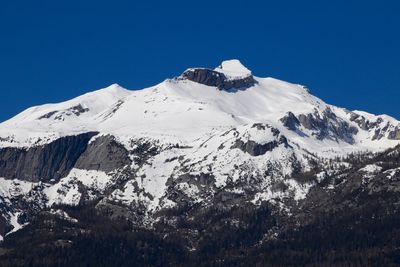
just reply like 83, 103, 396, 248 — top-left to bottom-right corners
0, 132, 98, 182
74, 135, 131, 173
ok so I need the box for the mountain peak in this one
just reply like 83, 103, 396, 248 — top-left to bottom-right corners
215, 59, 251, 78
180, 59, 256, 90
103, 83, 125, 92
94, 83, 131, 97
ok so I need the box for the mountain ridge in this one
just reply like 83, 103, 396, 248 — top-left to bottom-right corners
1, 59, 399, 154
1, 60, 400, 266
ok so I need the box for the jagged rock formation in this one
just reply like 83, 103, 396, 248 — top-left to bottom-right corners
280, 108, 358, 143
231, 124, 289, 156
181, 59, 257, 91
181, 68, 256, 90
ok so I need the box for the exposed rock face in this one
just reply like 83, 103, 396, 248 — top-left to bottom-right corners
388, 127, 400, 140
129, 138, 161, 166
348, 112, 400, 141
232, 139, 282, 156
37, 104, 90, 120
68, 104, 90, 116
349, 112, 383, 131
231, 125, 289, 156
0, 132, 98, 182
370, 123, 387, 140
74, 135, 131, 172
181, 68, 256, 90
170, 173, 216, 189
281, 108, 358, 143
0, 214, 9, 238
164, 173, 217, 205
37, 111, 58, 120
280, 111, 300, 131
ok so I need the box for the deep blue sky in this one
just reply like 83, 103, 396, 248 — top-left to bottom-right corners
1, 0, 399, 122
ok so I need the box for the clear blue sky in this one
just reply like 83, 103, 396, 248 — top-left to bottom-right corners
1, 0, 399, 122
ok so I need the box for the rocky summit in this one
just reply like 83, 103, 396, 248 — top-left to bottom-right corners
1, 60, 400, 266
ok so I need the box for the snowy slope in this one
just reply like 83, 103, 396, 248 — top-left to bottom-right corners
0, 60, 399, 155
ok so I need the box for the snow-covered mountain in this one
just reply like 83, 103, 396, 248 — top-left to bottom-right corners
1, 59, 399, 152
1, 59, 400, 242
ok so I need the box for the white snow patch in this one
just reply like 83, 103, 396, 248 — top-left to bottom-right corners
6, 212, 28, 236
286, 179, 312, 201
384, 167, 400, 180
252, 179, 312, 205
44, 178, 82, 206
50, 209, 78, 223
43, 169, 113, 206
214, 59, 252, 79
160, 197, 176, 209
0, 178, 36, 198
135, 150, 179, 210
67, 168, 112, 191
177, 182, 200, 198
360, 164, 382, 173
110, 180, 140, 205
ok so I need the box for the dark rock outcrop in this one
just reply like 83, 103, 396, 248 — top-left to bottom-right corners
349, 112, 383, 131
347, 112, 400, 141
232, 136, 288, 156
283, 108, 358, 144
372, 123, 390, 141
172, 173, 216, 188
70, 104, 89, 116
181, 68, 256, 90
164, 173, 216, 206
74, 135, 131, 172
0, 214, 10, 238
37, 104, 89, 120
37, 111, 58, 120
0, 132, 98, 182
388, 127, 400, 140
230, 124, 290, 156
280, 112, 300, 131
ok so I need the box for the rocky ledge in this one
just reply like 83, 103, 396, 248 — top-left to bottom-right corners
181, 59, 257, 90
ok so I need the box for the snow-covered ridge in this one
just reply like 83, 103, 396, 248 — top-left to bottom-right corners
0, 59, 399, 155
